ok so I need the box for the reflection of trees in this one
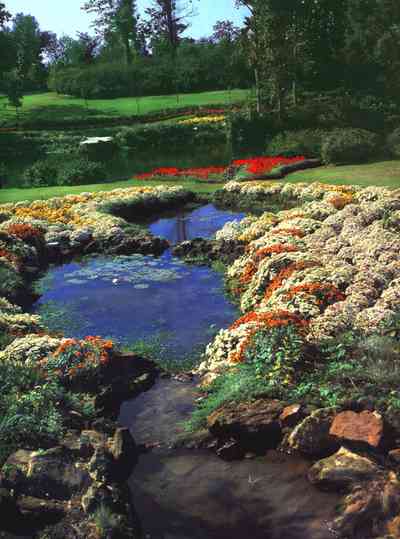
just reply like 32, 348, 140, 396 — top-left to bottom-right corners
175, 214, 188, 243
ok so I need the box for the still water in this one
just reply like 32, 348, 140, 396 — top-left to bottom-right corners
33, 205, 244, 359
120, 379, 339, 539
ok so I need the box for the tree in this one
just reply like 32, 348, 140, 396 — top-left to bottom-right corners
82, 0, 139, 64
0, 2, 10, 27
4, 68, 23, 123
144, 0, 197, 54
12, 14, 42, 78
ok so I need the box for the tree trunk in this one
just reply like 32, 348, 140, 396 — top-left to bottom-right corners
254, 67, 261, 114
125, 37, 132, 65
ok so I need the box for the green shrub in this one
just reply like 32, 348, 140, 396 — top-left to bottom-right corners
23, 160, 58, 187
321, 128, 380, 165
386, 128, 400, 158
187, 324, 307, 431
0, 361, 64, 465
267, 129, 330, 158
57, 158, 106, 186
116, 121, 226, 150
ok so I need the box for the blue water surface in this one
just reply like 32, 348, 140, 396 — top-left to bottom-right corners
33, 205, 244, 360
149, 203, 245, 244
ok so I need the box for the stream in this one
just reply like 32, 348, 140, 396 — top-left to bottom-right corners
120, 379, 339, 539
33, 203, 340, 538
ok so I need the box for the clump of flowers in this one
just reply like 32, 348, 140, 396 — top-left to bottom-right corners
0, 248, 21, 270
272, 227, 305, 238
6, 223, 44, 242
229, 310, 308, 365
230, 309, 308, 332
264, 260, 320, 303
232, 156, 305, 176
40, 336, 114, 382
284, 282, 346, 310
326, 193, 354, 210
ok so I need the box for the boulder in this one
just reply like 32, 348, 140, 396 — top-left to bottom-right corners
308, 447, 381, 490
389, 448, 400, 465
0, 488, 22, 529
329, 410, 384, 449
108, 428, 137, 478
279, 404, 303, 429
2, 447, 91, 500
207, 399, 284, 454
287, 408, 339, 457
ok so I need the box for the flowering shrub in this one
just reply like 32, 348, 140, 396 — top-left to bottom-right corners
326, 193, 354, 210
6, 223, 44, 242
40, 336, 114, 382
284, 283, 346, 310
232, 156, 305, 176
264, 260, 320, 303
0, 249, 21, 270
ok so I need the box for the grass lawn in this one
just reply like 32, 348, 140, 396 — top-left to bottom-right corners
3, 160, 400, 205
0, 89, 249, 127
0, 179, 226, 204
288, 160, 400, 189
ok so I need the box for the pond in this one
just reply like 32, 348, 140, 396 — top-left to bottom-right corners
32, 205, 244, 360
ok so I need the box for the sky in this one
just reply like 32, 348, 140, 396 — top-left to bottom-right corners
7, 0, 247, 39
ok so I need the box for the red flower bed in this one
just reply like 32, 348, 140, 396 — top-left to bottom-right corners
133, 154, 306, 182
136, 166, 226, 181
232, 156, 305, 175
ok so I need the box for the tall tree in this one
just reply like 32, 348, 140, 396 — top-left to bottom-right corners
12, 13, 42, 79
0, 2, 10, 27
82, 0, 139, 64
145, 0, 197, 54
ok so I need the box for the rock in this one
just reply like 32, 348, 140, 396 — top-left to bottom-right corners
308, 447, 380, 490
329, 410, 384, 449
81, 481, 112, 514
279, 404, 303, 429
287, 408, 339, 457
382, 472, 400, 518
79, 430, 107, 458
2, 447, 90, 500
18, 496, 66, 524
216, 439, 244, 461
207, 399, 284, 454
88, 448, 114, 483
0, 488, 22, 529
332, 486, 379, 537
70, 229, 93, 247
389, 448, 400, 465
108, 428, 138, 480
79, 137, 117, 159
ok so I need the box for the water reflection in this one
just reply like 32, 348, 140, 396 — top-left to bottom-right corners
149, 204, 245, 244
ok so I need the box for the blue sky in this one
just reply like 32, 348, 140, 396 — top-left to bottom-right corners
7, 0, 247, 38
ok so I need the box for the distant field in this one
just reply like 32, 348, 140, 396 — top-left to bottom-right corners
0, 89, 249, 127
3, 160, 400, 204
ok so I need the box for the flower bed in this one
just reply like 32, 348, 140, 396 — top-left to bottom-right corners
199, 181, 400, 375
133, 155, 307, 183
